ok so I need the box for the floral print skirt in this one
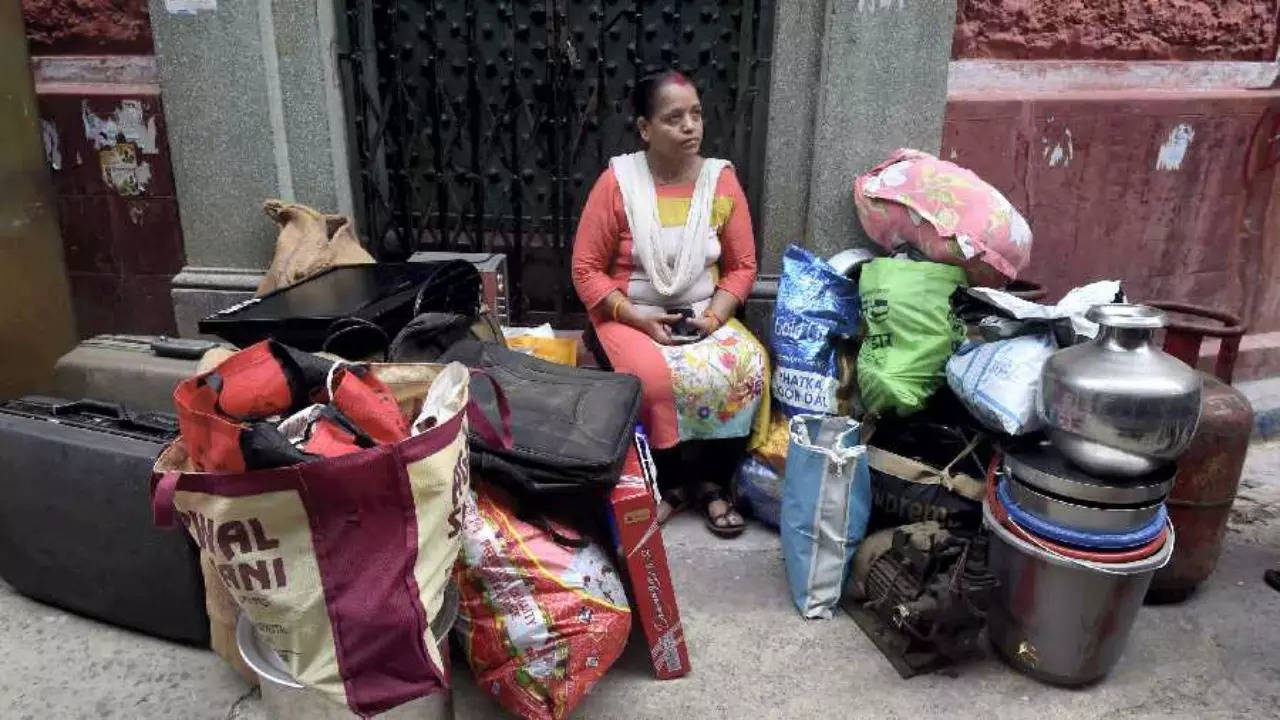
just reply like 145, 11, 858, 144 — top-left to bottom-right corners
658, 319, 767, 443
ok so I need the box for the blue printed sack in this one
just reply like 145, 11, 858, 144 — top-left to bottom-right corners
771, 246, 861, 417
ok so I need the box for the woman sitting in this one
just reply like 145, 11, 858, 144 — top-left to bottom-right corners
571, 69, 769, 538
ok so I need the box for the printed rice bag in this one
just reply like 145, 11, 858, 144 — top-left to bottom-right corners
454, 487, 631, 720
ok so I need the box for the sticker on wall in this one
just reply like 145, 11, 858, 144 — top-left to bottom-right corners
99, 142, 153, 196
82, 100, 158, 195
40, 120, 61, 171
165, 0, 217, 14
1155, 124, 1195, 172
82, 100, 158, 155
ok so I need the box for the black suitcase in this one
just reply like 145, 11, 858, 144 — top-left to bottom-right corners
0, 396, 208, 644
52, 334, 218, 414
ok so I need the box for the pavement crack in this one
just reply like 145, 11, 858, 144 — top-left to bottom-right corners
224, 686, 260, 720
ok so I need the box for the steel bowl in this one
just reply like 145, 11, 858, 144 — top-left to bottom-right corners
1006, 475, 1165, 534
237, 583, 458, 719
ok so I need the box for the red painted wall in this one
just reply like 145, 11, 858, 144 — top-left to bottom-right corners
23, 0, 152, 55
23, 0, 183, 338
954, 1, 1280, 61
942, 90, 1280, 377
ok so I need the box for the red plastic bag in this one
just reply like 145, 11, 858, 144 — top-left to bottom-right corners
455, 487, 631, 720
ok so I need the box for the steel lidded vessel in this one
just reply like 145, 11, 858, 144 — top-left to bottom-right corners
1038, 304, 1202, 477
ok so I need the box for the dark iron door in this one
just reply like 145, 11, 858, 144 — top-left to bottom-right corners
340, 0, 773, 326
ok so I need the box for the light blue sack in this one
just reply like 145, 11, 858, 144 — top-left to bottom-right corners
780, 414, 870, 619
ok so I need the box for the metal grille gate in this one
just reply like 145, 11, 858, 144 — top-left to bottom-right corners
338, 0, 774, 326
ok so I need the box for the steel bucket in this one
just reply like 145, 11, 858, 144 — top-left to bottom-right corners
237, 584, 458, 719
984, 501, 1172, 686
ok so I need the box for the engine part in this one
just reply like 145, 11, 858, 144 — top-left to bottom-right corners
842, 522, 996, 678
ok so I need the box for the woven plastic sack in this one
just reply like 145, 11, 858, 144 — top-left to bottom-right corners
771, 245, 861, 417
853, 148, 1032, 287
946, 334, 1057, 436
780, 415, 869, 619
857, 258, 967, 417
455, 486, 631, 720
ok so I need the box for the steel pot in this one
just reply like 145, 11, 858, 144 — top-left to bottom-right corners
237, 583, 458, 719
984, 501, 1172, 686
1039, 304, 1202, 476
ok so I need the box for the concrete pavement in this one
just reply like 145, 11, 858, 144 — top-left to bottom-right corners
3, 446, 1279, 720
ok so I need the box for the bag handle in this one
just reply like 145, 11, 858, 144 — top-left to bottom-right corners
466, 368, 513, 450
151, 471, 181, 529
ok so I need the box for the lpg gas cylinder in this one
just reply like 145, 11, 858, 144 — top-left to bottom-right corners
1144, 303, 1253, 603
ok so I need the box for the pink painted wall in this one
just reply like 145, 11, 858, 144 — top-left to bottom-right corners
942, 90, 1280, 376
954, 1, 1280, 61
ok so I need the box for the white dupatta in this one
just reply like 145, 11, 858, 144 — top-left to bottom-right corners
610, 151, 729, 300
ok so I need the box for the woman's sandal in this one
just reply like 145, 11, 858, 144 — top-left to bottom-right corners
702, 491, 745, 538
656, 487, 688, 526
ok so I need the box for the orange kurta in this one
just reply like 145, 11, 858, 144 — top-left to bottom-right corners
571, 164, 766, 450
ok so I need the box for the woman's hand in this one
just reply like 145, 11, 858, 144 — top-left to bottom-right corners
637, 313, 683, 345
686, 316, 719, 338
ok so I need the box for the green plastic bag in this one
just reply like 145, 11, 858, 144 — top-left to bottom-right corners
857, 258, 967, 417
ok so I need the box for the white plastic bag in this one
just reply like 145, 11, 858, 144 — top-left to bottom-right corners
962, 280, 1123, 341
946, 334, 1056, 436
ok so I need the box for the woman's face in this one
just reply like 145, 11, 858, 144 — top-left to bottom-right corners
638, 80, 703, 160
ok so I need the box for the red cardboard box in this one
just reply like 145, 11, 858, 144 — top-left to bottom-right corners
606, 448, 691, 679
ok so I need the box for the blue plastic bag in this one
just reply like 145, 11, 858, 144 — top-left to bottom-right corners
780, 414, 870, 619
771, 245, 861, 417
736, 456, 783, 529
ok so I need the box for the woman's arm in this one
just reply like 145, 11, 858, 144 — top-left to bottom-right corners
571, 170, 624, 311
692, 168, 757, 335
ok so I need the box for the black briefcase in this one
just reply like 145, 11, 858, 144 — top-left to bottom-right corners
436, 340, 642, 497
198, 261, 481, 356
0, 396, 208, 644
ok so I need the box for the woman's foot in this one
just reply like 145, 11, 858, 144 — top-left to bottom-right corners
656, 488, 688, 525
703, 494, 745, 538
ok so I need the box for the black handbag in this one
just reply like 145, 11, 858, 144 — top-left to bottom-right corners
438, 339, 642, 497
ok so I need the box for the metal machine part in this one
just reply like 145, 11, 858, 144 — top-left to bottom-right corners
1039, 304, 1202, 477
843, 523, 996, 678
826, 247, 879, 279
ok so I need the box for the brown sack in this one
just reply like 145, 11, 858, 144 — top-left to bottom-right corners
256, 200, 374, 296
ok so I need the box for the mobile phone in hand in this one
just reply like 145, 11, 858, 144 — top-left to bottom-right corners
666, 307, 700, 343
